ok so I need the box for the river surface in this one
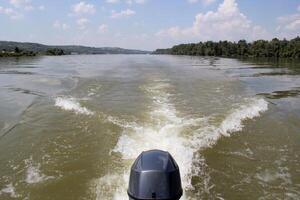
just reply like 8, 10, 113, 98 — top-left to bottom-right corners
0, 55, 300, 200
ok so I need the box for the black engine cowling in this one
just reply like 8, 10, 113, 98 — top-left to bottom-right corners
128, 150, 182, 200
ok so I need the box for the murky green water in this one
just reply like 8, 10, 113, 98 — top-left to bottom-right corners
0, 55, 299, 200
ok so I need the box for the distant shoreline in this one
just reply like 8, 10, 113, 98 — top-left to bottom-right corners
153, 37, 300, 59
0, 41, 151, 57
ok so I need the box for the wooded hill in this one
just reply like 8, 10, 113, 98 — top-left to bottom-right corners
0, 41, 150, 56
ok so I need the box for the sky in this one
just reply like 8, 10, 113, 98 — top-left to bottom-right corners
0, 0, 299, 50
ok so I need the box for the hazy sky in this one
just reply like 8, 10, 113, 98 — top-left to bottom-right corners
0, 0, 299, 50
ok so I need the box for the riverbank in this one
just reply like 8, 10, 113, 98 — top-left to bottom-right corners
0, 50, 37, 57
154, 37, 300, 59
0, 41, 150, 57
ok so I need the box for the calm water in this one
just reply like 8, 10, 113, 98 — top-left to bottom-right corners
0, 55, 300, 200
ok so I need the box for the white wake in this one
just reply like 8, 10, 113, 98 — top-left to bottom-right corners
95, 81, 268, 200
55, 97, 94, 115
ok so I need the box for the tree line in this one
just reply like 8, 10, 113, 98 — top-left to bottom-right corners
0, 47, 66, 57
46, 48, 66, 55
153, 37, 300, 59
0, 47, 37, 57
0, 41, 150, 56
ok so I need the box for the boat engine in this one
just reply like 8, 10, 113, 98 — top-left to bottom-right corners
128, 150, 182, 200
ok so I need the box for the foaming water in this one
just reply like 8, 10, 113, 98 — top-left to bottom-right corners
0, 183, 18, 198
25, 157, 53, 184
219, 98, 268, 136
55, 97, 94, 115
95, 80, 269, 199
112, 82, 203, 190
190, 98, 269, 151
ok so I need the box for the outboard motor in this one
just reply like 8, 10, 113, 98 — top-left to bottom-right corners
128, 150, 182, 200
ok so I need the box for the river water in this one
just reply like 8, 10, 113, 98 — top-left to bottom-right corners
0, 55, 299, 200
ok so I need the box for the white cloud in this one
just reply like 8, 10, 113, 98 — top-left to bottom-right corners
126, 0, 146, 4
98, 24, 108, 33
107, 0, 146, 4
77, 18, 90, 30
106, 0, 120, 3
9, 0, 45, 12
202, 0, 216, 5
24, 5, 34, 11
53, 20, 69, 30
0, 6, 23, 19
156, 26, 182, 38
9, 0, 30, 7
157, 0, 269, 42
278, 14, 300, 31
72, 1, 96, 15
276, 6, 300, 39
111, 9, 135, 18
275, 4, 300, 38
188, 0, 216, 5
187, 0, 198, 3
38, 5, 45, 11
9, 0, 36, 11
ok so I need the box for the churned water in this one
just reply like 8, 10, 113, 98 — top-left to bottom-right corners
0, 55, 299, 199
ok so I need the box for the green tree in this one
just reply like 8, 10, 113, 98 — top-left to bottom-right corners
153, 37, 300, 59
14, 47, 21, 53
